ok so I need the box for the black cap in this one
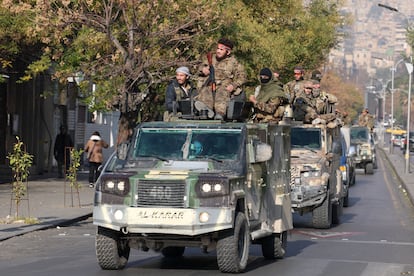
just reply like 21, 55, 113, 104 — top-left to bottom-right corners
218, 38, 234, 49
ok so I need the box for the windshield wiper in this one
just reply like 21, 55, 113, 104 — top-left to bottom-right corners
138, 155, 169, 162
193, 156, 224, 163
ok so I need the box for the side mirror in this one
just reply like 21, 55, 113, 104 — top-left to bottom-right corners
255, 143, 272, 163
117, 143, 129, 160
348, 145, 356, 156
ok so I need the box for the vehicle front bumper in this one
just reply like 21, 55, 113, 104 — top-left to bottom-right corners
93, 205, 234, 236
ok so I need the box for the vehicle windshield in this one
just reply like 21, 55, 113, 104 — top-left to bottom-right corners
350, 127, 369, 142
103, 126, 245, 173
132, 128, 242, 161
291, 128, 322, 149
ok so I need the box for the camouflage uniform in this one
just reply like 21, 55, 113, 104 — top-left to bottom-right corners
293, 89, 318, 123
284, 79, 305, 104
313, 90, 337, 114
358, 111, 375, 130
253, 77, 288, 123
196, 55, 246, 116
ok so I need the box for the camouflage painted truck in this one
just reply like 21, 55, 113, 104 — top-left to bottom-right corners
349, 125, 377, 174
289, 121, 344, 228
93, 121, 293, 273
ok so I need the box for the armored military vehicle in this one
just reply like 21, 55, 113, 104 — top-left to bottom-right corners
349, 126, 377, 174
93, 121, 292, 273
289, 121, 344, 228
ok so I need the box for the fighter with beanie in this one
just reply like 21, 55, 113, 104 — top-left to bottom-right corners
249, 67, 288, 123
165, 65, 197, 114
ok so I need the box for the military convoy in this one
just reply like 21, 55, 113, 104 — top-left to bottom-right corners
93, 120, 293, 273
289, 120, 345, 228
92, 88, 363, 271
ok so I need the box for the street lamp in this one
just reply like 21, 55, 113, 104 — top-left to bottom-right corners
405, 61, 413, 173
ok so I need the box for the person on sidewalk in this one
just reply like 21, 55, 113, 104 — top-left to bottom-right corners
53, 125, 73, 178
84, 131, 109, 188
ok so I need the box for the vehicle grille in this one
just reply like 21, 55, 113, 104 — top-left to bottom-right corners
136, 179, 186, 207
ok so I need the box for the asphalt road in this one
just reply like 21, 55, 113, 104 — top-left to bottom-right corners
1, 154, 414, 276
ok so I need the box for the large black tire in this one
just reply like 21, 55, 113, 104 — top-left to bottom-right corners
343, 189, 349, 207
95, 226, 130, 270
161, 246, 185, 258
332, 198, 343, 225
216, 212, 250, 273
312, 193, 332, 229
365, 163, 374, 175
261, 231, 287, 259
350, 172, 356, 186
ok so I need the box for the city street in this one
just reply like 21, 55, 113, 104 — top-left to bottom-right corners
1, 150, 414, 276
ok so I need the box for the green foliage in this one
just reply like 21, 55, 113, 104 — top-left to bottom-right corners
6, 136, 33, 218
223, 0, 345, 83
67, 148, 84, 189
2, 0, 354, 122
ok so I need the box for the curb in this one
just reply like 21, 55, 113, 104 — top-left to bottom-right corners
379, 148, 414, 206
0, 213, 92, 242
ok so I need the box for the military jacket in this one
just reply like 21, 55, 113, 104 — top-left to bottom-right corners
197, 55, 246, 95
284, 79, 305, 103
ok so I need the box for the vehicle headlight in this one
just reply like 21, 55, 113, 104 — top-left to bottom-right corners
196, 177, 229, 197
213, 183, 222, 192
302, 171, 321, 177
100, 178, 130, 196
118, 181, 125, 191
107, 181, 115, 189
202, 183, 212, 193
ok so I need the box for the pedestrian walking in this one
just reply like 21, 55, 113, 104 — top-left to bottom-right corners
84, 131, 109, 188
53, 125, 73, 178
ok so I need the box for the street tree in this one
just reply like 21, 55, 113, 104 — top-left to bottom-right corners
1, 0, 350, 143
219, 0, 346, 82
31, 0, 226, 144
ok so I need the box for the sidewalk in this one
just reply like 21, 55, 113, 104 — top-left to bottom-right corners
0, 172, 94, 241
0, 147, 414, 242
380, 145, 414, 206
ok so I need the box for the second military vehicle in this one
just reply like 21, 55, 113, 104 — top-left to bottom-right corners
289, 121, 344, 228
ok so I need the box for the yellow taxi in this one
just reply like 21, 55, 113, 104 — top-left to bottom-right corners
386, 126, 406, 135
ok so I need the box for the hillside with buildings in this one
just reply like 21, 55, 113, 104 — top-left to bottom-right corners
330, 0, 413, 81
328, 0, 413, 123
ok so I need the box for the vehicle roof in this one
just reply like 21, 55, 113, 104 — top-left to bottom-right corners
138, 121, 271, 131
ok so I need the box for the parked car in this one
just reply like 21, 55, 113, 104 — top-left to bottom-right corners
391, 134, 404, 147
400, 132, 414, 153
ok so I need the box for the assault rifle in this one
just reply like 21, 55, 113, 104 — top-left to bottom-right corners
207, 52, 216, 112
207, 52, 216, 93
